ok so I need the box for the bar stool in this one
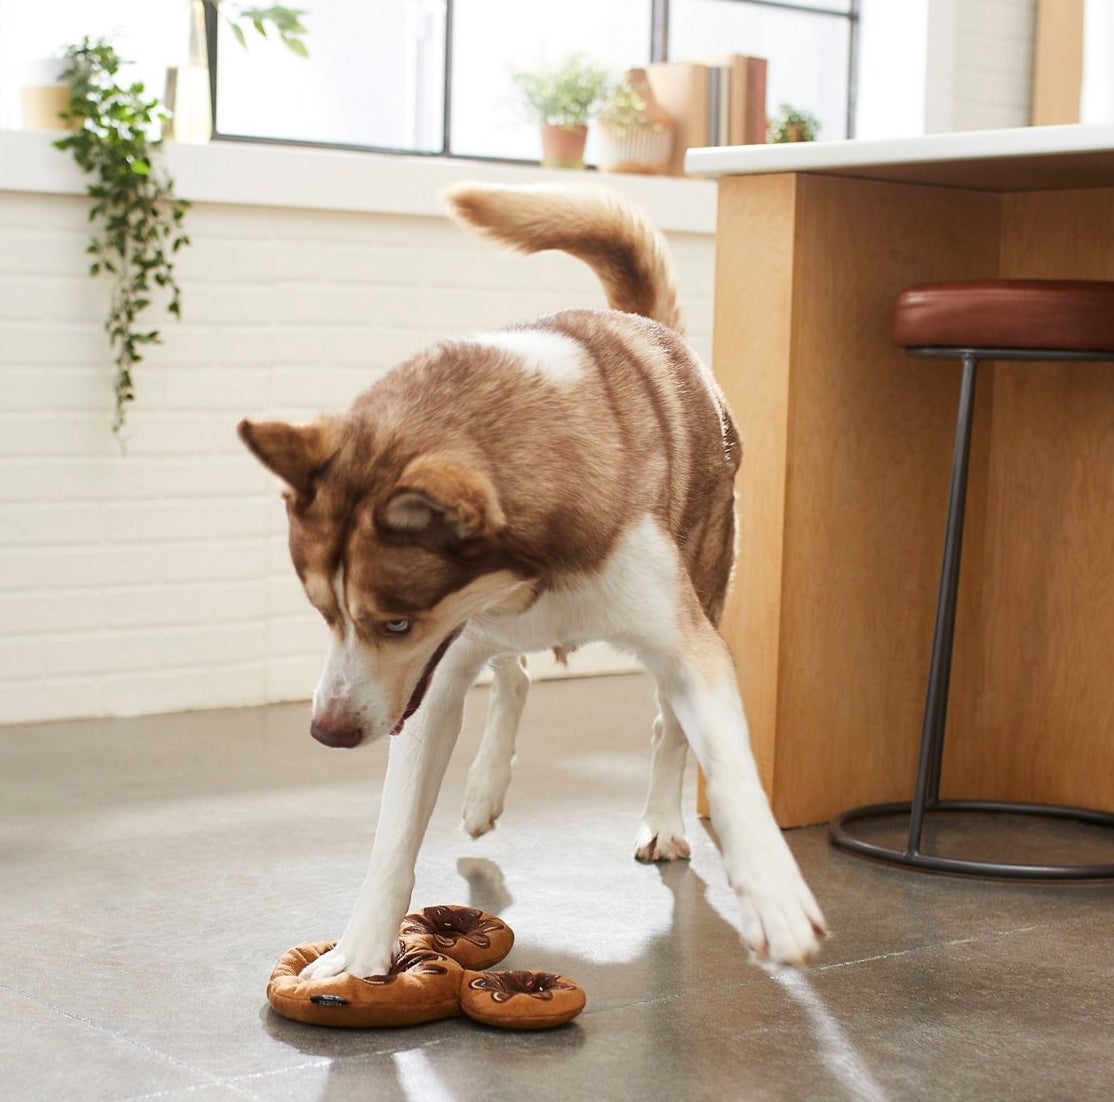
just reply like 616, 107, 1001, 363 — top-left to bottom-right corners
829, 279, 1114, 880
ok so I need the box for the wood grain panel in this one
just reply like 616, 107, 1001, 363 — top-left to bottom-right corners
1032, 0, 1085, 125
944, 189, 1114, 811
711, 174, 798, 799
772, 176, 1002, 825
710, 174, 1002, 825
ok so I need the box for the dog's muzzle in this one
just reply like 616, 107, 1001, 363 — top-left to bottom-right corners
309, 628, 463, 748
310, 715, 362, 749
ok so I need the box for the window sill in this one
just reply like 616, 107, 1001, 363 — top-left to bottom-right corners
0, 129, 716, 234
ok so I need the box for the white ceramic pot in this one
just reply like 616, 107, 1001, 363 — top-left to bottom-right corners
596, 124, 673, 175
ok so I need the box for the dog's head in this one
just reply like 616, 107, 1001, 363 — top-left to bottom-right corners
238, 415, 534, 748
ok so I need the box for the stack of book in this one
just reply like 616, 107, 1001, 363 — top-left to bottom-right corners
645, 54, 768, 176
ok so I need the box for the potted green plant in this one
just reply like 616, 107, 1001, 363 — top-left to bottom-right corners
509, 52, 610, 168
55, 39, 190, 440
596, 69, 674, 175
768, 103, 820, 143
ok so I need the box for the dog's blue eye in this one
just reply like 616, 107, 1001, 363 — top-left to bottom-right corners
383, 619, 412, 635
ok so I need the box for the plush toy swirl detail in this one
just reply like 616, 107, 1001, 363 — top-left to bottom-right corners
267, 905, 585, 1030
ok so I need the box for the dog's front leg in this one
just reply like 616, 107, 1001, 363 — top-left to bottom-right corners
462, 653, 530, 837
301, 646, 486, 981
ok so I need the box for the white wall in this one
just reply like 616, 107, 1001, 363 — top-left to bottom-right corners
924, 0, 1038, 133
0, 0, 187, 131
0, 135, 715, 724
1082, 0, 1114, 123
857, 0, 1038, 138
856, 0, 928, 140
951, 0, 1038, 130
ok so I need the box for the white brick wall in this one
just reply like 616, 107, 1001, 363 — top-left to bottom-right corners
0, 146, 715, 724
953, 0, 1038, 129
926, 0, 1039, 132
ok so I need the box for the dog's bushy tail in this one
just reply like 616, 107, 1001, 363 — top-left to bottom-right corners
443, 181, 685, 336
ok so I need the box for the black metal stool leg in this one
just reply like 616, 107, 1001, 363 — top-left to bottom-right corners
828, 345, 1114, 881
907, 352, 978, 856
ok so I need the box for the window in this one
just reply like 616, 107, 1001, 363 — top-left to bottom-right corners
666, 1, 857, 142
214, 0, 449, 151
211, 0, 859, 156
448, 0, 653, 162
0, 0, 859, 154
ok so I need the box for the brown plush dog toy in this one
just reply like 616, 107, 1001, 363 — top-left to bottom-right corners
267, 905, 585, 1030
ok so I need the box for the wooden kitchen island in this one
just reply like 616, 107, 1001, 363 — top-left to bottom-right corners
687, 125, 1114, 827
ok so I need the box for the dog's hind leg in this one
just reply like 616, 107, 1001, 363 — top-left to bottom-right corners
639, 609, 827, 968
634, 691, 692, 862
300, 637, 492, 981
462, 653, 530, 838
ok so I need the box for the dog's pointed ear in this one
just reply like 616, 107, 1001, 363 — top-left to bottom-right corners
237, 417, 339, 499
380, 456, 505, 542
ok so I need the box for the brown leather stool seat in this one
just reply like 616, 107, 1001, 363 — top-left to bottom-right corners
892, 279, 1114, 353
830, 278, 1114, 881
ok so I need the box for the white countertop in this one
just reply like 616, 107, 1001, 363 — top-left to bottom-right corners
685, 123, 1114, 192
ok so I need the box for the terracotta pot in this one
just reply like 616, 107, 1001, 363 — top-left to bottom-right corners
540, 123, 588, 169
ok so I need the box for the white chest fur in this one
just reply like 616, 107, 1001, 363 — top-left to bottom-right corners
470, 514, 683, 659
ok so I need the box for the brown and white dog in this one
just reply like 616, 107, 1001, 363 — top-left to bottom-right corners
238, 182, 826, 978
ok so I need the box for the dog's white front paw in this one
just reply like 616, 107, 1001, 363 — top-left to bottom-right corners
633, 819, 692, 863
299, 937, 394, 981
299, 945, 350, 981
735, 873, 827, 967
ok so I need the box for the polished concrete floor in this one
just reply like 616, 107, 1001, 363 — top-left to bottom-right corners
2, 672, 1112, 1102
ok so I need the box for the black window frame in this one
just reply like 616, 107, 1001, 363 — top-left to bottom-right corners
204, 0, 860, 158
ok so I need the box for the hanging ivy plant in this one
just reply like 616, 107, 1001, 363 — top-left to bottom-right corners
55, 38, 190, 439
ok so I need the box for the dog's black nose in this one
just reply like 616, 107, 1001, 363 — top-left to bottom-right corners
310, 717, 363, 749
